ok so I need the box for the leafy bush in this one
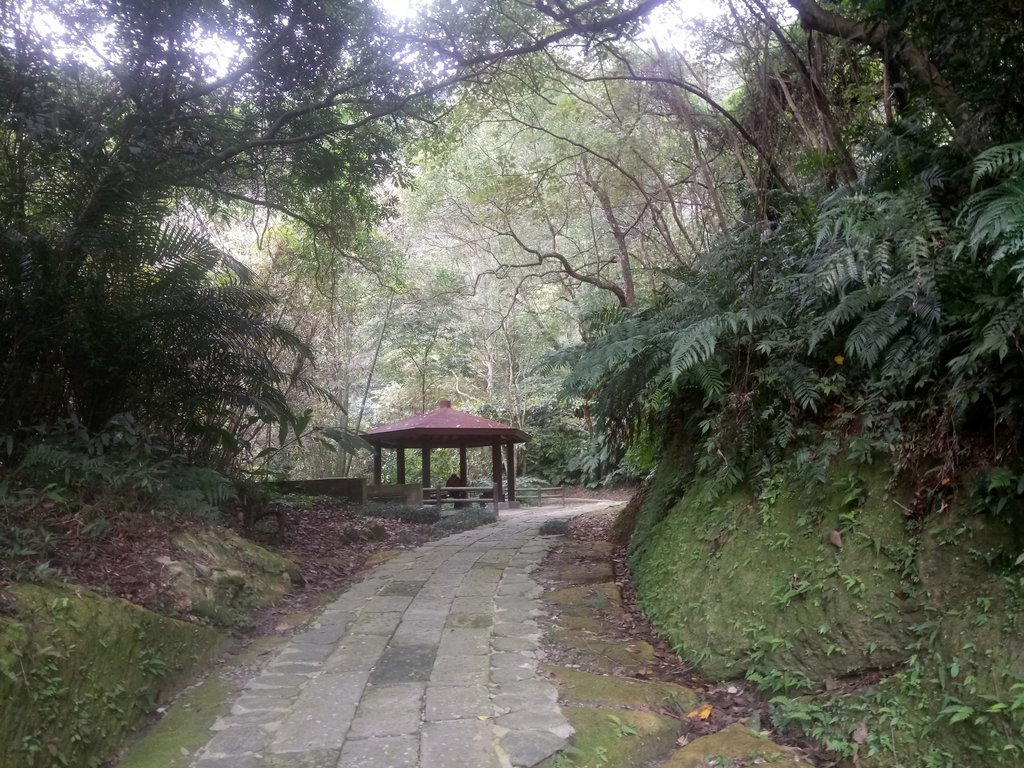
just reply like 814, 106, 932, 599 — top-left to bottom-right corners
561, 139, 1024, 502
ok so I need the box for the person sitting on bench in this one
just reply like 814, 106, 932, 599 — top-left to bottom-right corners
446, 473, 467, 504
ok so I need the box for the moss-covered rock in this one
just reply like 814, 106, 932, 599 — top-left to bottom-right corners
0, 583, 225, 768
661, 722, 807, 767
545, 665, 699, 711
159, 527, 299, 627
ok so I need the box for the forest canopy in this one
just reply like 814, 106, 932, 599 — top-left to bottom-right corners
0, 0, 1022, 488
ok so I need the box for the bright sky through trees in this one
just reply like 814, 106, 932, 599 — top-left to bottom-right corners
376, 0, 725, 50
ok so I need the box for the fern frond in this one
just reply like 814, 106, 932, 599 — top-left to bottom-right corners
669, 317, 721, 377
972, 142, 1024, 189
977, 302, 1024, 360
691, 360, 727, 403
965, 178, 1024, 263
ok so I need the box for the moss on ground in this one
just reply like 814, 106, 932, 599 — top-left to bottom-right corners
546, 583, 623, 617
556, 707, 680, 768
115, 675, 232, 768
0, 583, 225, 768
116, 634, 291, 768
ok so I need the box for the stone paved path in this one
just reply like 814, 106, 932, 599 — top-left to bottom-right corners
190, 502, 620, 768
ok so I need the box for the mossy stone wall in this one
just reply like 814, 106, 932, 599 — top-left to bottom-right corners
631, 458, 917, 683
629, 440, 1024, 765
0, 585, 225, 768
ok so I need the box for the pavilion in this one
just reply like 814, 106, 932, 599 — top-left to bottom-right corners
362, 400, 530, 502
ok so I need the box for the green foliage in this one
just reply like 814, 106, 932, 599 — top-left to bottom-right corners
0, 416, 237, 581
562, 137, 1024, 499
0, 0, 432, 475
0, 209, 337, 470
521, 403, 590, 486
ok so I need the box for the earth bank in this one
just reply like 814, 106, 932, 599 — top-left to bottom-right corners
628, 437, 1024, 766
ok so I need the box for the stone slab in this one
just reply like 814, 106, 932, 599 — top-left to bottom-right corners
437, 627, 491, 657
324, 633, 390, 672
368, 644, 438, 685
203, 726, 270, 757
431, 653, 490, 685
271, 670, 369, 752
379, 580, 426, 596
499, 729, 568, 768
421, 720, 501, 768
349, 611, 403, 636
337, 734, 420, 768
348, 682, 425, 737
424, 683, 492, 721
258, 749, 341, 768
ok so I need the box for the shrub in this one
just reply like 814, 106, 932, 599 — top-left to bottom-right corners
357, 502, 441, 524
539, 518, 570, 536
434, 508, 497, 532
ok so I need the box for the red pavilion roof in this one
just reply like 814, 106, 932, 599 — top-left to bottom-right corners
363, 400, 530, 449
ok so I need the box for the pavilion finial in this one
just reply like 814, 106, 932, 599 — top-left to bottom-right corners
438, 399, 452, 409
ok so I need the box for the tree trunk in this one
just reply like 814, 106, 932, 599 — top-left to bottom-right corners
582, 166, 637, 306
786, 0, 980, 153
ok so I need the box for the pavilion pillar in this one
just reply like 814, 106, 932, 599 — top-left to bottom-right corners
396, 448, 406, 484
491, 443, 504, 502
504, 443, 516, 502
373, 445, 382, 485
421, 447, 431, 488
459, 446, 468, 485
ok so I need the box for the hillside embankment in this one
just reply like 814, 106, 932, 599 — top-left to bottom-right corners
628, 438, 1024, 766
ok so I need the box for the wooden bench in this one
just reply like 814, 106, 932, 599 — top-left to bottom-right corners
515, 486, 567, 506
423, 485, 500, 512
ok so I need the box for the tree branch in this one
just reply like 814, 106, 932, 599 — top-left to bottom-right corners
786, 0, 979, 152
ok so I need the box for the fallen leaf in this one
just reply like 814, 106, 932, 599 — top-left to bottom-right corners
852, 721, 868, 744
687, 703, 713, 720
675, 735, 690, 747
477, 714, 492, 721
829, 529, 843, 549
